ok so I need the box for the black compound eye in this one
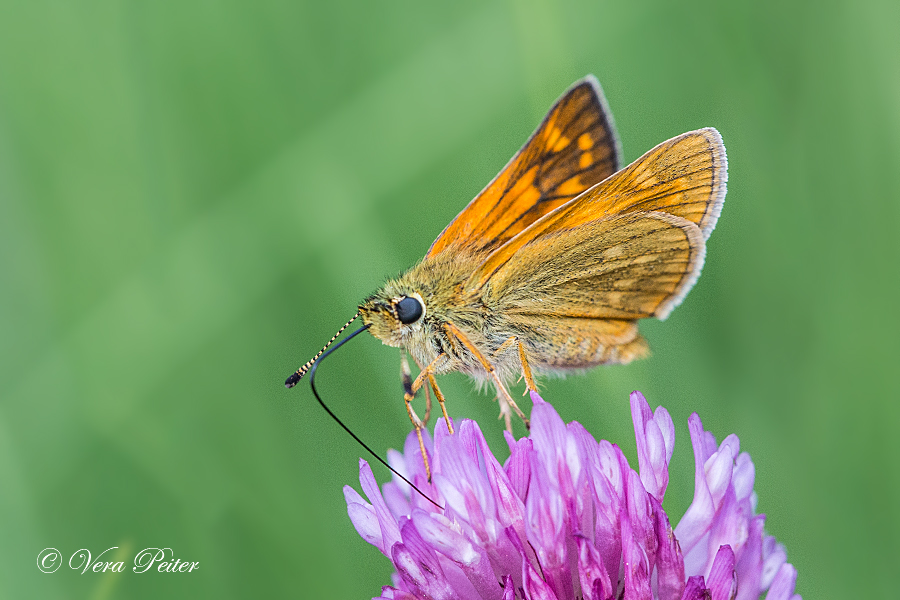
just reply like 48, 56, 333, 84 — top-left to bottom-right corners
396, 296, 423, 324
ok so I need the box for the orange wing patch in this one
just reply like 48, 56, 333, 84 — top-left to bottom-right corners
587, 128, 727, 239
482, 212, 705, 321
427, 75, 621, 257
468, 128, 727, 291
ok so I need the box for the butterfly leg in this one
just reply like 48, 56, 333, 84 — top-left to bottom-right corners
411, 355, 453, 434
517, 340, 538, 394
401, 353, 448, 481
491, 336, 539, 396
410, 354, 433, 426
443, 322, 530, 432
491, 336, 518, 359
427, 373, 454, 435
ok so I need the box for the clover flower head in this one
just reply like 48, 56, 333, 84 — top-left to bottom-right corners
345, 391, 800, 600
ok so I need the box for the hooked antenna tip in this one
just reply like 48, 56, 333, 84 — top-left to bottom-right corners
285, 371, 303, 388
284, 312, 361, 390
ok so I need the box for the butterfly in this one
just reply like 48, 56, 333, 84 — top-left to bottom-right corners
287, 75, 726, 479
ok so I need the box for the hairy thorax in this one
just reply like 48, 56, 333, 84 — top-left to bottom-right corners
359, 248, 522, 382
360, 243, 649, 387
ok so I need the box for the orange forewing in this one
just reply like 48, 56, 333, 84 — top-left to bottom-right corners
426, 76, 621, 257
468, 128, 727, 290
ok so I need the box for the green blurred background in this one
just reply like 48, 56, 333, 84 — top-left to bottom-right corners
1, 0, 897, 598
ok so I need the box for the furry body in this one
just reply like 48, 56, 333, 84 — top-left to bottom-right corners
358, 239, 651, 388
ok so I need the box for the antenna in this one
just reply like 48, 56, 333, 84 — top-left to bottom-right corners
286, 321, 443, 510
285, 313, 359, 388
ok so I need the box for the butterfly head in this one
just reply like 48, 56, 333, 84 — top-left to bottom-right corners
359, 289, 427, 347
